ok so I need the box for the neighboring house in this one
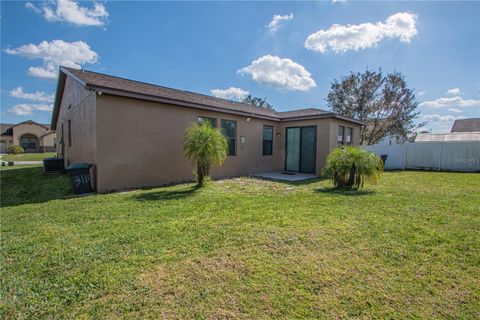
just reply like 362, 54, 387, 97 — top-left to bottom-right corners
451, 118, 480, 133
0, 120, 56, 153
415, 132, 480, 142
52, 67, 364, 192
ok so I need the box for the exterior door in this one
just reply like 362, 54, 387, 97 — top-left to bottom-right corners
285, 126, 317, 173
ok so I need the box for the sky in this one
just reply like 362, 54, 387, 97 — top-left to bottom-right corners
1, 0, 479, 133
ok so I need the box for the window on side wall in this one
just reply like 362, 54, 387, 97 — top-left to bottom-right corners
337, 125, 345, 146
68, 119, 72, 147
346, 127, 353, 145
263, 125, 273, 155
221, 119, 236, 156
198, 116, 217, 128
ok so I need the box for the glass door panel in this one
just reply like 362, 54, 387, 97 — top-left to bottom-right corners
286, 127, 300, 171
300, 126, 317, 173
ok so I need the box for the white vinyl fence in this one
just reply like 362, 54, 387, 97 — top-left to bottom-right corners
362, 141, 480, 172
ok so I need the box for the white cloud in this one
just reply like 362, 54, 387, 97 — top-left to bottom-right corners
4, 40, 98, 79
26, 0, 108, 27
422, 114, 465, 122
446, 88, 463, 96
238, 55, 316, 91
448, 108, 463, 113
266, 13, 293, 33
8, 104, 53, 116
418, 91, 427, 96
305, 12, 417, 53
332, 0, 347, 3
210, 87, 249, 100
420, 96, 480, 109
9, 87, 55, 103
25, 2, 41, 14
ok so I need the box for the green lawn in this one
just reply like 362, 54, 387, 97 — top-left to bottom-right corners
1, 152, 57, 162
1, 166, 479, 319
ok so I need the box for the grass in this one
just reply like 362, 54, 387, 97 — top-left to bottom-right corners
1, 152, 57, 162
1, 166, 479, 319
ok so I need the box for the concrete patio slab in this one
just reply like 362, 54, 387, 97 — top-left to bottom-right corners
252, 171, 318, 182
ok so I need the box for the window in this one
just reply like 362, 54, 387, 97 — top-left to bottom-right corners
262, 125, 273, 155
221, 119, 236, 156
337, 125, 345, 145
346, 127, 353, 145
61, 123, 64, 144
68, 119, 72, 147
20, 135, 37, 150
198, 116, 217, 128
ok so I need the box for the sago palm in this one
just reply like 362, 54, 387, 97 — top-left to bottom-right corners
322, 146, 383, 189
183, 122, 228, 186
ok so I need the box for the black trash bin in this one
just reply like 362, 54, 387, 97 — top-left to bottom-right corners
67, 163, 93, 195
380, 154, 388, 166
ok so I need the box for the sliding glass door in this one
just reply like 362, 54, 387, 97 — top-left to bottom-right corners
286, 128, 301, 171
285, 126, 317, 173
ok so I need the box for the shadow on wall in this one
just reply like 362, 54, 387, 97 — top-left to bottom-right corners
0, 166, 72, 208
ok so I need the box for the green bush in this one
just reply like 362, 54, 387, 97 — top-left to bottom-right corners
7, 145, 24, 155
183, 122, 228, 186
322, 146, 383, 189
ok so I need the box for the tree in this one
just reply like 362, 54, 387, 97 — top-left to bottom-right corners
326, 69, 423, 145
322, 147, 383, 189
183, 122, 228, 186
242, 95, 275, 110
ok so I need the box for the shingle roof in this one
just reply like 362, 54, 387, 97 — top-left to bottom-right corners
0, 123, 14, 136
451, 118, 480, 133
59, 67, 364, 124
0, 121, 50, 136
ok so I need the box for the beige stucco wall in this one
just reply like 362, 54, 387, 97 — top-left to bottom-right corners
12, 124, 49, 146
94, 94, 362, 192
95, 95, 284, 192
56, 76, 97, 183
40, 132, 56, 148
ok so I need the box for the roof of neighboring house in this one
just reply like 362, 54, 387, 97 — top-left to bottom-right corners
416, 132, 480, 142
0, 123, 14, 136
451, 118, 480, 133
0, 121, 50, 136
52, 67, 365, 129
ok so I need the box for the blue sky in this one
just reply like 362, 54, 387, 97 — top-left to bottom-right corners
1, 0, 479, 133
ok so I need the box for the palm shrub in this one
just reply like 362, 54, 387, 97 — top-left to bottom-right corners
322, 146, 383, 189
183, 122, 228, 186
7, 145, 24, 155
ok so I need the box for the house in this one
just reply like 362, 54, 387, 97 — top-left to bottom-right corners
0, 120, 56, 153
415, 118, 480, 142
451, 118, 480, 133
52, 67, 364, 192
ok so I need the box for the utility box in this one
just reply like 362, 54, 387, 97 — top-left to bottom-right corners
43, 157, 65, 173
66, 163, 93, 195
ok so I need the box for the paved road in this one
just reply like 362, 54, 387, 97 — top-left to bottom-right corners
1, 161, 43, 165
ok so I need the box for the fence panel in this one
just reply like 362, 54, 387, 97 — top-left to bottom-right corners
363, 141, 480, 172
438, 142, 480, 172
405, 143, 442, 170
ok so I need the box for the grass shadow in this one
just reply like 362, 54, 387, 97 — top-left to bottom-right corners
1, 165, 72, 208
250, 176, 326, 186
133, 185, 200, 202
315, 186, 376, 196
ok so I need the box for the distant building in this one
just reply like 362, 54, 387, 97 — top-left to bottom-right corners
0, 120, 56, 153
451, 118, 480, 133
415, 118, 480, 142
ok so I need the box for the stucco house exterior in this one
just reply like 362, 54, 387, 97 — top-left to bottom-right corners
52, 67, 364, 192
0, 120, 56, 153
